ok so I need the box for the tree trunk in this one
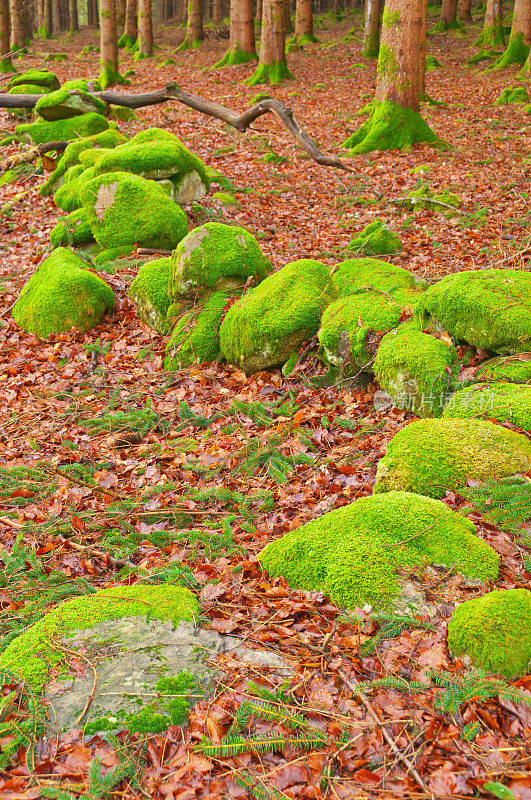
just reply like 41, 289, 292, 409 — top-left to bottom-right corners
45, 0, 53, 32
212, 0, 222, 24
478, 0, 504, 47
116, 0, 126, 28
440, 0, 456, 25
137, 0, 153, 55
362, 0, 382, 58
214, 0, 256, 64
344, 0, 443, 153
0, 0, 15, 71
494, 0, 531, 67
119, 0, 136, 46
284, 0, 292, 34
99, 0, 122, 87
248, 0, 292, 83
69, 0, 79, 30
256, 0, 262, 25
295, 0, 316, 42
8, 0, 25, 49
52, 0, 60, 30
457, 0, 471, 22
177, 0, 203, 48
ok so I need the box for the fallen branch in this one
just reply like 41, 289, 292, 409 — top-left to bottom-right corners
0, 140, 67, 174
0, 82, 352, 172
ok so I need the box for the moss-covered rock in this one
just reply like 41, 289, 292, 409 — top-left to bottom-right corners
259, 491, 499, 611
8, 69, 60, 91
12, 248, 114, 338
15, 112, 109, 145
50, 208, 95, 247
129, 257, 172, 334
404, 185, 460, 212
318, 293, 403, 379
374, 418, 531, 498
169, 222, 268, 302
348, 219, 403, 256
35, 88, 108, 121
7, 83, 51, 95
92, 130, 209, 204
54, 165, 97, 211
374, 322, 458, 417
494, 86, 530, 105
443, 382, 531, 431
93, 245, 134, 266
164, 291, 232, 370
0, 584, 199, 691
333, 257, 427, 311
39, 129, 127, 197
476, 355, 531, 384
220, 259, 337, 374
417, 269, 531, 353
80, 172, 188, 251
448, 589, 531, 678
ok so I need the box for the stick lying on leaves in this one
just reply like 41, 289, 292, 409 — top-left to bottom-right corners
0, 140, 67, 174
0, 82, 352, 172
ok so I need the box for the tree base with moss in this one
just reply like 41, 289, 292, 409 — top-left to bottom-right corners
493, 33, 530, 69
98, 63, 130, 90
247, 60, 293, 86
431, 18, 465, 33
118, 32, 137, 49
285, 33, 318, 53
176, 36, 203, 52
213, 46, 257, 68
475, 26, 505, 48
0, 57, 15, 74
35, 24, 51, 39
343, 101, 446, 154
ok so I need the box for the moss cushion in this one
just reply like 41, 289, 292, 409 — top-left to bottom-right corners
443, 382, 531, 431
333, 257, 427, 310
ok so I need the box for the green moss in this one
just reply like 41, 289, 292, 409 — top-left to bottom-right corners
343, 101, 445, 154
54, 166, 97, 211
50, 208, 95, 247
318, 293, 403, 377
0, 57, 16, 74
35, 88, 108, 121
164, 290, 232, 370
12, 248, 114, 338
494, 85, 529, 104
259, 491, 499, 611
333, 257, 427, 310
62, 79, 100, 91
417, 269, 531, 354
0, 585, 199, 691
348, 219, 403, 256
448, 589, 531, 678
220, 259, 337, 374
169, 222, 268, 302
374, 321, 459, 417
214, 46, 257, 68
374, 418, 531, 498
431, 18, 465, 32
361, 35, 379, 59
118, 32, 137, 49
98, 62, 129, 90
377, 43, 398, 77
129, 257, 172, 334
8, 69, 60, 91
476, 24, 505, 49
80, 172, 189, 251
425, 54, 442, 70
405, 185, 460, 210
476, 355, 531, 384
494, 31, 530, 69
93, 245, 134, 265
247, 60, 294, 86
7, 83, 51, 94
382, 9, 400, 27
443, 382, 531, 431
15, 113, 109, 145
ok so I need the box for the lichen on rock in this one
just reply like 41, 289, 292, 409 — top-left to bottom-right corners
448, 589, 531, 678
416, 269, 531, 354
374, 418, 531, 498
259, 491, 499, 611
12, 247, 114, 338
220, 259, 337, 374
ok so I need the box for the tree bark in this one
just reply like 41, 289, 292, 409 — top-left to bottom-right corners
99, 0, 121, 87
212, 0, 222, 24
116, 0, 126, 28
248, 0, 292, 83
9, 0, 25, 49
440, 0, 456, 26
284, 0, 292, 34
88, 0, 99, 26
478, 0, 504, 47
362, 0, 382, 58
215, 0, 255, 64
120, 0, 136, 44
177, 0, 203, 48
256, 0, 262, 25
69, 0, 79, 30
494, 0, 531, 67
295, 0, 315, 41
138, 0, 153, 55
457, 0, 471, 22
0, 0, 14, 72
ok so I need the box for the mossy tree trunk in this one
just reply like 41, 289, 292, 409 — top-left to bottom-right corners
0, 0, 14, 71
9, 0, 24, 49
116, 0, 125, 29
118, 0, 136, 47
248, 0, 293, 83
214, 0, 256, 66
99, 0, 126, 87
69, 0, 79, 31
362, 0, 382, 58
137, 0, 153, 56
457, 0, 471, 22
284, 0, 293, 35
294, 0, 317, 44
494, 0, 531, 68
177, 0, 203, 49
477, 0, 504, 47
344, 0, 444, 154
256, 0, 262, 25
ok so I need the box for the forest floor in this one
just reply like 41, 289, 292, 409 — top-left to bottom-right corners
0, 8, 530, 800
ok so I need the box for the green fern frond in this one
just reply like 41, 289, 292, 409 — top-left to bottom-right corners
234, 770, 287, 800
248, 681, 292, 704
462, 721, 481, 741
195, 730, 327, 758
463, 477, 531, 534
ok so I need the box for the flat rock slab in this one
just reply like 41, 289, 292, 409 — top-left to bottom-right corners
45, 617, 292, 735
